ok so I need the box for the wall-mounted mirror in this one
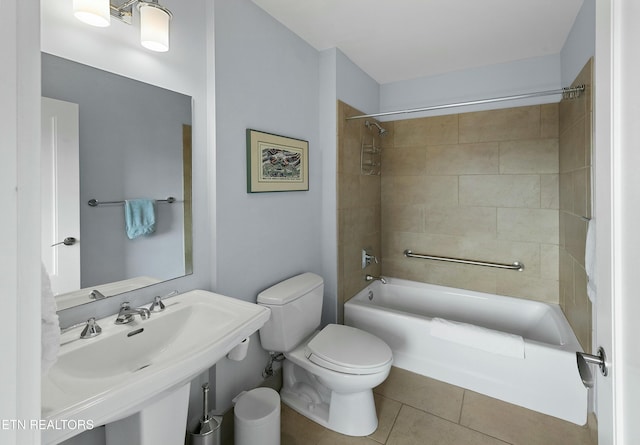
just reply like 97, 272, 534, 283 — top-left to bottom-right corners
41, 53, 193, 310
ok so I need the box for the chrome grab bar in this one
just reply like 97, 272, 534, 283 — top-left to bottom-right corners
403, 249, 524, 271
88, 197, 176, 207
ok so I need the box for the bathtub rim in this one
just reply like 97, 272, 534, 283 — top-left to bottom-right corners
346, 277, 583, 353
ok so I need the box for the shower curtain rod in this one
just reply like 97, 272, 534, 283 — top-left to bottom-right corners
345, 85, 585, 120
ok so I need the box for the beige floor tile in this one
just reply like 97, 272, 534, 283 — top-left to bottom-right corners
460, 391, 592, 445
281, 402, 390, 445
387, 405, 509, 445
374, 367, 464, 423
281, 403, 328, 445
368, 394, 402, 444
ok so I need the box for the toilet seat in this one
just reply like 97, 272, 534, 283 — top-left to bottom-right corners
304, 324, 393, 375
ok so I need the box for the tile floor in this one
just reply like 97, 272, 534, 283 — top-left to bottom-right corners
280, 367, 595, 445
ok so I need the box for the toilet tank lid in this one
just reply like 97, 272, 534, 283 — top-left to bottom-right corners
257, 272, 323, 305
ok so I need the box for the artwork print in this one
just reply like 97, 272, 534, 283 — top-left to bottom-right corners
247, 129, 309, 192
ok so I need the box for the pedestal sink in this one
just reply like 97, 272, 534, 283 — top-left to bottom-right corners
42, 290, 271, 445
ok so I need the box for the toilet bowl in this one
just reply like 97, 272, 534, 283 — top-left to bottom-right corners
257, 273, 393, 436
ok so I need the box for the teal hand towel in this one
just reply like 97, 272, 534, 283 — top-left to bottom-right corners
124, 199, 156, 239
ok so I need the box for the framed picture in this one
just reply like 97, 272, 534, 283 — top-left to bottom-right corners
246, 129, 309, 193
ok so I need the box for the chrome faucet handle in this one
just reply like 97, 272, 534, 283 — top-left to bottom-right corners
80, 317, 102, 339
149, 296, 166, 313
116, 302, 134, 324
148, 290, 177, 313
138, 307, 151, 319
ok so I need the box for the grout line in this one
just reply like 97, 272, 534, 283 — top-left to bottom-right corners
379, 402, 404, 445
458, 389, 466, 424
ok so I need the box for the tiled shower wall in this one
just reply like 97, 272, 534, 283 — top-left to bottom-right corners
380, 104, 560, 303
559, 59, 593, 352
336, 101, 383, 321
338, 63, 593, 351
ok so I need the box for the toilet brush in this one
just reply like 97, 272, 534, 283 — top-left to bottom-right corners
198, 383, 214, 435
186, 383, 219, 445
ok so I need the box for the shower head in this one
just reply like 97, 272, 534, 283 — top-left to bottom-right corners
365, 120, 388, 136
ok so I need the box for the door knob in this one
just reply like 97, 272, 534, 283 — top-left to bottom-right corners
51, 237, 77, 247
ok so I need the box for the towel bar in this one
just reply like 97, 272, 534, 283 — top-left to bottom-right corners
88, 197, 176, 207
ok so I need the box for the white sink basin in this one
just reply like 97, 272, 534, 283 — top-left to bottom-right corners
42, 290, 270, 445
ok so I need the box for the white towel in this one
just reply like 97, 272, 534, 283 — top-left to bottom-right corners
41, 264, 60, 375
585, 219, 597, 304
430, 317, 525, 359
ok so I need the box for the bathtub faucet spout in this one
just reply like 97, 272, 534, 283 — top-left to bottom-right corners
365, 274, 387, 284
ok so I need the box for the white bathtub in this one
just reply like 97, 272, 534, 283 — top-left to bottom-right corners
344, 278, 588, 425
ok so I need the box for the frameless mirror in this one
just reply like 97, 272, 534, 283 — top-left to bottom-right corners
41, 53, 193, 310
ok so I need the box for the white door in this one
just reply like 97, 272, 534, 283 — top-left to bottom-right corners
41, 97, 81, 295
595, 1, 640, 443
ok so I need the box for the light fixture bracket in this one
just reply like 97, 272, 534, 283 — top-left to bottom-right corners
110, 0, 135, 24
109, 0, 172, 25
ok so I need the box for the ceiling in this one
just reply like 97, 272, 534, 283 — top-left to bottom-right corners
251, 0, 584, 84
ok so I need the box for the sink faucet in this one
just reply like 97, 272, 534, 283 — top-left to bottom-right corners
365, 274, 387, 284
115, 302, 151, 325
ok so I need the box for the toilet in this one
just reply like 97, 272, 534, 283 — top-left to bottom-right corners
257, 272, 393, 436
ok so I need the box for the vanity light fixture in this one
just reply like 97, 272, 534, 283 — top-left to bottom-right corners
73, 0, 173, 52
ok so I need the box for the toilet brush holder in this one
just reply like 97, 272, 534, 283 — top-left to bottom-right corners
186, 383, 221, 445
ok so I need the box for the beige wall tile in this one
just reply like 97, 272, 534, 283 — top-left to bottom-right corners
382, 147, 426, 176
382, 258, 430, 283
425, 206, 497, 239
573, 263, 592, 352
564, 214, 587, 268
374, 367, 463, 423
338, 173, 360, 209
572, 168, 589, 219
382, 175, 458, 206
499, 139, 559, 174
541, 103, 559, 138
393, 115, 458, 147
459, 175, 540, 208
460, 391, 592, 445
496, 274, 559, 303
459, 106, 541, 143
423, 262, 498, 295
559, 119, 586, 173
540, 244, 560, 281
559, 248, 575, 309
540, 174, 559, 209
559, 172, 573, 213
359, 174, 381, 207
382, 204, 424, 233
426, 143, 499, 175
497, 208, 559, 244
381, 176, 428, 205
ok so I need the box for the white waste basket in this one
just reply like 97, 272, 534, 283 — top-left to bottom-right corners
234, 388, 280, 445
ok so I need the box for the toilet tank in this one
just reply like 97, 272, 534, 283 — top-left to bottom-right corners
257, 272, 324, 352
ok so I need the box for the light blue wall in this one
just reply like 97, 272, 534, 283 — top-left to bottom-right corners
319, 48, 380, 324
561, 0, 595, 85
213, 0, 322, 410
336, 49, 380, 115
380, 54, 562, 120
319, 48, 339, 326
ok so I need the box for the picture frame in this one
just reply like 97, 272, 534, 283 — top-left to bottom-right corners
246, 129, 309, 193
